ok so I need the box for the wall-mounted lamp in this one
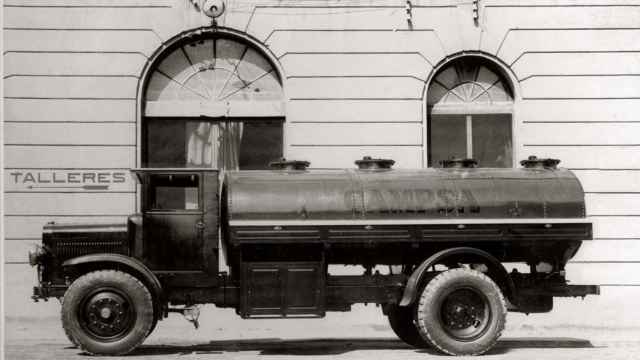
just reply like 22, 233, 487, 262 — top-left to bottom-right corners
190, 0, 226, 19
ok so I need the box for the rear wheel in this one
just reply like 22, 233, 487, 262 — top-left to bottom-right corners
147, 314, 159, 338
415, 268, 506, 356
61, 270, 154, 355
387, 305, 431, 348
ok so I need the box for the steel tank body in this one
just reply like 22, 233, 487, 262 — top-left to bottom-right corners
223, 167, 586, 223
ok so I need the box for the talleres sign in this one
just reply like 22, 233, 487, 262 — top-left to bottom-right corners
9, 171, 128, 190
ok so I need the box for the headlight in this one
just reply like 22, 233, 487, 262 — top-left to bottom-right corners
28, 245, 46, 266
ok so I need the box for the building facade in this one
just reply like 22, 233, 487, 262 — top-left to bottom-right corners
4, 0, 640, 323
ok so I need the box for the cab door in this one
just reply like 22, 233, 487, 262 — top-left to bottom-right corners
139, 171, 218, 281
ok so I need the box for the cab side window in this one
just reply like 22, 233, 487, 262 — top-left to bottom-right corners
147, 174, 200, 210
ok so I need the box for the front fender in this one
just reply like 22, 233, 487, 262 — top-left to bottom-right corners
63, 254, 163, 313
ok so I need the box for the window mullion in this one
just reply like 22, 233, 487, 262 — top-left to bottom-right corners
466, 115, 473, 158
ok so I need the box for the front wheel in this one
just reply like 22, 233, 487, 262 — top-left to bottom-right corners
415, 268, 506, 356
61, 270, 154, 355
62, 322, 79, 347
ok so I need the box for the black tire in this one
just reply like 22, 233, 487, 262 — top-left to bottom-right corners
387, 305, 431, 348
61, 270, 154, 355
62, 322, 79, 347
59, 296, 79, 347
147, 314, 159, 339
415, 268, 506, 356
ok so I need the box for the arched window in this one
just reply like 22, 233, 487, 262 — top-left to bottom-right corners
142, 34, 284, 170
427, 57, 514, 168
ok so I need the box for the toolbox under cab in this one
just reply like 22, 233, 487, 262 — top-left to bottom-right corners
30, 156, 599, 356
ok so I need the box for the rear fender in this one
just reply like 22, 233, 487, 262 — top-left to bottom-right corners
399, 247, 516, 306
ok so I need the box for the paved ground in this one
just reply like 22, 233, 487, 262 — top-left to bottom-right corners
4, 305, 640, 360
7, 337, 640, 360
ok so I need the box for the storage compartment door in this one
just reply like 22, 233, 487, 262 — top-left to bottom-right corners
246, 267, 281, 314
242, 262, 325, 318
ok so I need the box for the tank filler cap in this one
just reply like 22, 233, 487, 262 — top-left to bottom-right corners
439, 157, 478, 169
355, 156, 395, 170
520, 155, 560, 169
269, 158, 310, 171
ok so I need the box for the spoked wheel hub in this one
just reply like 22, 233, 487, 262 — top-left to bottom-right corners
81, 290, 134, 341
440, 287, 491, 341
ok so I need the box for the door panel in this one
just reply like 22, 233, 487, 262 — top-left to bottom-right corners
144, 212, 203, 271
135, 169, 219, 280
142, 172, 203, 271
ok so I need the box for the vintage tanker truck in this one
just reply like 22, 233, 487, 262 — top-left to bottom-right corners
29, 156, 599, 356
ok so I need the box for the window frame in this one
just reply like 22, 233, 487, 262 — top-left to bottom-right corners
144, 173, 203, 214
425, 57, 516, 169
427, 112, 514, 168
137, 28, 286, 176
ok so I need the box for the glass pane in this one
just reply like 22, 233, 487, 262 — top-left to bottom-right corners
457, 60, 477, 82
236, 47, 273, 83
250, 72, 283, 101
146, 71, 207, 101
145, 119, 186, 167
145, 119, 283, 170
224, 72, 282, 102
449, 84, 470, 103
430, 115, 467, 167
435, 67, 458, 89
486, 82, 511, 102
157, 49, 192, 81
427, 81, 448, 105
239, 121, 284, 170
469, 83, 486, 102
145, 72, 170, 101
218, 73, 247, 100
471, 114, 512, 168
476, 66, 499, 89
196, 67, 229, 100
150, 174, 199, 210
216, 39, 246, 73
183, 40, 214, 66
472, 91, 491, 103
441, 92, 463, 104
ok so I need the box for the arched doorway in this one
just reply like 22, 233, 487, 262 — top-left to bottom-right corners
141, 29, 284, 170
427, 56, 514, 168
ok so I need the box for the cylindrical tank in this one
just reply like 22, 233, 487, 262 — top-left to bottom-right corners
221, 158, 590, 266
223, 166, 586, 223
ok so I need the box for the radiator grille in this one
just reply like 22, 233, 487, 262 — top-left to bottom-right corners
47, 233, 130, 260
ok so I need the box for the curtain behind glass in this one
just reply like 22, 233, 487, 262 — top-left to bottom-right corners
186, 121, 243, 170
